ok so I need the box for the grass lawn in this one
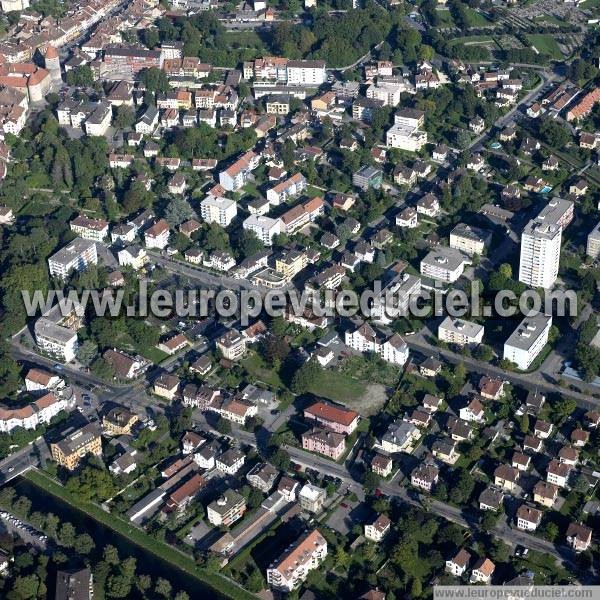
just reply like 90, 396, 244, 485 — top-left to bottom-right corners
242, 351, 285, 391
463, 8, 492, 26
306, 368, 366, 403
306, 185, 325, 198
526, 34, 564, 59
24, 469, 257, 600
435, 7, 454, 26
138, 345, 170, 365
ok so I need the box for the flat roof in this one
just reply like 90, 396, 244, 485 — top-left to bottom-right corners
504, 313, 552, 351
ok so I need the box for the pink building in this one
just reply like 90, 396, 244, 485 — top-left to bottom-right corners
301, 428, 345, 460
304, 401, 360, 435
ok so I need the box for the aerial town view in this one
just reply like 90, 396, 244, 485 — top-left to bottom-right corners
0, 0, 598, 597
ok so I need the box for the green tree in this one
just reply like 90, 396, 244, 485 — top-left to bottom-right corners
139, 67, 170, 93
216, 417, 231, 435
113, 105, 136, 129
76, 339, 98, 367
65, 65, 94, 87
154, 578, 172, 598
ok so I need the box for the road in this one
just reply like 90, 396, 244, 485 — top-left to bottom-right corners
196, 416, 583, 573
404, 334, 600, 411
149, 250, 291, 295
0, 437, 49, 485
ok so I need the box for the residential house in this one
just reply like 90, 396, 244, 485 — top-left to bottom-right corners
446, 549, 471, 577
364, 514, 391, 542
410, 463, 439, 492
494, 465, 519, 492
516, 504, 542, 531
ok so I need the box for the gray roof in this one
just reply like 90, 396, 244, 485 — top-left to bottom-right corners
504, 313, 552, 352
439, 316, 484, 339
421, 247, 469, 272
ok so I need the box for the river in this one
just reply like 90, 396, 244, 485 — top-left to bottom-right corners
12, 476, 228, 600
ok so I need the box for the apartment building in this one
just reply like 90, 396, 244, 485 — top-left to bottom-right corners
345, 322, 409, 366
286, 60, 326, 85
216, 329, 247, 360
218, 151, 259, 191
386, 108, 427, 152
298, 483, 326, 513
207, 490, 246, 526
103, 406, 139, 436
144, 219, 170, 249
519, 199, 573, 289
84, 100, 112, 136
34, 299, 83, 362
70, 216, 109, 242
449, 223, 492, 256
0, 392, 71, 434
48, 238, 97, 280
103, 46, 163, 74
243, 214, 282, 246
420, 247, 470, 283
438, 317, 484, 347
200, 196, 237, 227
266, 173, 306, 205
587, 220, 600, 259
54, 568, 93, 600
352, 165, 383, 191
304, 401, 359, 435
503, 313, 552, 370
275, 249, 308, 281
301, 427, 346, 460
280, 196, 324, 234
266, 529, 327, 592
50, 421, 102, 470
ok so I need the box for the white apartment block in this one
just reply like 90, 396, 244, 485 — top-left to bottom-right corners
587, 221, 600, 259
70, 216, 109, 242
386, 123, 428, 152
34, 299, 83, 362
345, 322, 409, 366
48, 238, 98, 280
243, 215, 282, 246
420, 247, 470, 283
84, 101, 112, 136
266, 173, 306, 205
519, 221, 561, 289
200, 196, 237, 227
286, 60, 326, 85
503, 313, 552, 370
0, 392, 71, 434
266, 530, 327, 592
438, 316, 484, 347
218, 151, 259, 191
366, 81, 402, 107
519, 199, 573, 289
450, 223, 491, 256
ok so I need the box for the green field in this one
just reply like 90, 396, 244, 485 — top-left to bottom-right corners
306, 368, 367, 403
435, 8, 455, 26
241, 352, 285, 391
463, 8, 492, 26
526, 34, 564, 59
